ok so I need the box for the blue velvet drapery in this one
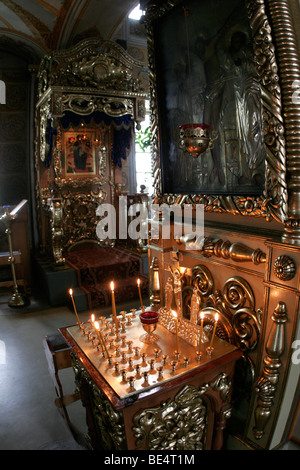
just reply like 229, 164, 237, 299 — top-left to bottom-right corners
46, 110, 133, 168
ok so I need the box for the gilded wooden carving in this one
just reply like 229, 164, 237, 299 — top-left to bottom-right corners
72, 353, 126, 450
91, 383, 126, 450
143, 0, 287, 222
35, 38, 148, 261
253, 302, 287, 439
49, 198, 65, 265
267, 1, 300, 245
143, 0, 300, 245
38, 97, 51, 163
160, 266, 261, 356
37, 38, 147, 97
176, 235, 266, 265
132, 376, 231, 450
150, 256, 161, 306
273, 255, 296, 281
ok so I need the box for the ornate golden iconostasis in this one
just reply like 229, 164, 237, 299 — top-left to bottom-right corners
142, 0, 300, 450
35, 38, 148, 265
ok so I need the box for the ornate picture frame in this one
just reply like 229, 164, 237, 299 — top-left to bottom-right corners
143, 0, 290, 224
63, 130, 97, 177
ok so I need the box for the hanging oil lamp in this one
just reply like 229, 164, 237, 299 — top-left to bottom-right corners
179, 123, 211, 158
179, 8, 212, 158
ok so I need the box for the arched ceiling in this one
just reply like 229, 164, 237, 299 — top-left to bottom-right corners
0, 0, 140, 61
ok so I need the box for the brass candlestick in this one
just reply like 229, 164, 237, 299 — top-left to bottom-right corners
0, 200, 29, 308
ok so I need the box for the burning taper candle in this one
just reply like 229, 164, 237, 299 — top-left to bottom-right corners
198, 311, 204, 350
110, 281, 118, 329
69, 288, 81, 324
94, 321, 109, 356
137, 278, 145, 312
172, 310, 179, 353
209, 313, 219, 349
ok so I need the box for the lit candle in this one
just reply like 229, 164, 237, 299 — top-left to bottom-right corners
110, 281, 118, 329
209, 313, 219, 349
172, 310, 179, 353
69, 288, 81, 324
90, 314, 95, 334
94, 321, 109, 357
137, 278, 145, 312
198, 311, 204, 350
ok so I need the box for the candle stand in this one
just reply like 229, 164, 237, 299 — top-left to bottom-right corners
0, 200, 29, 308
60, 304, 241, 450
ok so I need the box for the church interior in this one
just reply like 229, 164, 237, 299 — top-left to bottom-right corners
0, 0, 299, 452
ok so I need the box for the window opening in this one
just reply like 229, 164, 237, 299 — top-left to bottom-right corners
128, 4, 145, 21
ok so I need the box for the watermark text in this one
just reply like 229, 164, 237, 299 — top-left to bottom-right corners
96, 197, 204, 249
292, 340, 300, 365
0, 80, 5, 104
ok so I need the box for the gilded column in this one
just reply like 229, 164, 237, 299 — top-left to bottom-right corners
267, 0, 300, 244
253, 302, 287, 439
150, 256, 161, 308
50, 198, 65, 266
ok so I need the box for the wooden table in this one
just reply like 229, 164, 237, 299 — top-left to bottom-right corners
60, 311, 241, 450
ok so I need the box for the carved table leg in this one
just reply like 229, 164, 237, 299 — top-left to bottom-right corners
212, 408, 231, 450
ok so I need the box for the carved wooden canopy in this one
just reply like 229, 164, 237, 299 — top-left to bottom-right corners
36, 38, 148, 124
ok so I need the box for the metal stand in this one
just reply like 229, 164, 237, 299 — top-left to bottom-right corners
0, 200, 29, 308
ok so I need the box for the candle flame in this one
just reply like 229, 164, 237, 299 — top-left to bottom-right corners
91, 314, 95, 322
110, 281, 114, 291
69, 288, 73, 296
172, 310, 177, 319
94, 321, 100, 330
215, 313, 219, 322
137, 278, 140, 286
200, 311, 204, 320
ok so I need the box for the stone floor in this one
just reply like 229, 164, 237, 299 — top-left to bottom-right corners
0, 292, 141, 450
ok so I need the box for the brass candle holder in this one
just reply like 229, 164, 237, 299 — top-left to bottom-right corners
0, 200, 29, 308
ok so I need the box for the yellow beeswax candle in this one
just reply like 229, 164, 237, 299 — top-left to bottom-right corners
110, 281, 118, 329
199, 311, 204, 350
94, 321, 109, 356
172, 310, 179, 353
69, 288, 81, 324
209, 313, 219, 349
137, 278, 145, 311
